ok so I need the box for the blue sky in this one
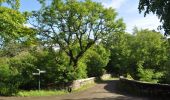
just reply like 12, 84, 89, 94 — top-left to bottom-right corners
20, 0, 161, 33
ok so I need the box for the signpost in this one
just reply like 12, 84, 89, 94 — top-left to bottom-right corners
32, 69, 46, 90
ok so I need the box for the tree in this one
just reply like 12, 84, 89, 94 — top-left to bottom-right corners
0, 6, 24, 44
32, 0, 125, 71
0, 0, 20, 10
0, 5, 37, 56
129, 29, 168, 82
84, 44, 110, 77
162, 38, 170, 83
138, 0, 170, 35
103, 31, 131, 76
0, 57, 21, 96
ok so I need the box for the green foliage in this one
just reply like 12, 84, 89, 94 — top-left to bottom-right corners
31, 48, 87, 86
30, 49, 70, 85
0, 58, 20, 96
17, 90, 67, 97
129, 29, 168, 81
75, 60, 87, 79
132, 30, 167, 65
17, 82, 96, 97
53, 50, 87, 82
9, 52, 37, 87
162, 42, 170, 83
0, 1, 37, 50
0, 0, 170, 96
84, 45, 110, 77
0, 4, 37, 93
163, 65, 170, 83
0, 7, 25, 43
137, 61, 163, 83
32, 0, 125, 71
0, 0, 20, 10
105, 28, 168, 83
103, 31, 131, 75
138, 0, 170, 35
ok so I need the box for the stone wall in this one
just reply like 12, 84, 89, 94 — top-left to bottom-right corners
72, 74, 112, 89
72, 77, 95, 89
119, 77, 170, 98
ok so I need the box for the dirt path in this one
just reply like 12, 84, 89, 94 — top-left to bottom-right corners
0, 80, 148, 100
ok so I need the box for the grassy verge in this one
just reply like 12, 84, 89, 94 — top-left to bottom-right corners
16, 90, 68, 97
73, 83, 96, 92
103, 77, 119, 80
16, 83, 96, 97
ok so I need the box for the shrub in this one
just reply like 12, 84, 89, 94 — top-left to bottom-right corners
0, 58, 20, 96
85, 45, 110, 77
137, 62, 163, 83
75, 60, 87, 79
162, 59, 170, 83
9, 51, 37, 89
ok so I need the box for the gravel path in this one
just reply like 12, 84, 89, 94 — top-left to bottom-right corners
0, 80, 148, 100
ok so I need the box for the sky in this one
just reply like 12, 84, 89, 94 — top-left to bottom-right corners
19, 0, 162, 33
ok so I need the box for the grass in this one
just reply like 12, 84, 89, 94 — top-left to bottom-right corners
16, 90, 68, 97
103, 77, 119, 80
95, 77, 119, 83
16, 83, 96, 97
73, 83, 96, 92
16, 77, 117, 97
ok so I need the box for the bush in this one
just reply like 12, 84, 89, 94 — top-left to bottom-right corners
84, 45, 110, 77
32, 49, 87, 88
54, 51, 87, 83
162, 59, 170, 83
75, 60, 87, 79
0, 58, 20, 96
9, 51, 37, 90
137, 62, 163, 83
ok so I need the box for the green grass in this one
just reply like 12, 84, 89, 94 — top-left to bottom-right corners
103, 77, 119, 80
73, 83, 96, 92
16, 90, 68, 97
16, 83, 96, 97
95, 77, 119, 83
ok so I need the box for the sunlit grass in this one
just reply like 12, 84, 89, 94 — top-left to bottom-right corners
73, 83, 96, 92
16, 90, 68, 97
16, 83, 96, 97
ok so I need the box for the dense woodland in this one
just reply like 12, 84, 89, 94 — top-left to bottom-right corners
0, 0, 170, 96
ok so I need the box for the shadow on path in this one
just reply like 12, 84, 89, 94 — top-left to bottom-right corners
63, 96, 144, 100
64, 80, 148, 100
0, 80, 149, 100
102, 80, 139, 97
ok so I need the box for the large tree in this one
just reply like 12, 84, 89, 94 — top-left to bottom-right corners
104, 32, 131, 75
0, 0, 37, 56
138, 0, 170, 35
0, 0, 20, 9
129, 29, 168, 82
32, 0, 125, 70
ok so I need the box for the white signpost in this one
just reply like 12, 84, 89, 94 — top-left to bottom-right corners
32, 69, 46, 90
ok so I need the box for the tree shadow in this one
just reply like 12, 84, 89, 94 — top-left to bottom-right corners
63, 96, 146, 100
64, 80, 149, 100
98, 80, 136, 96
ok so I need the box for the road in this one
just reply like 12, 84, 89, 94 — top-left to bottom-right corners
0, 80, 148, 100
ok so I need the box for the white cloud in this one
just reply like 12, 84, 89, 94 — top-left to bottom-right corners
96, 0, 127, 9
126, 15, 162, 33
